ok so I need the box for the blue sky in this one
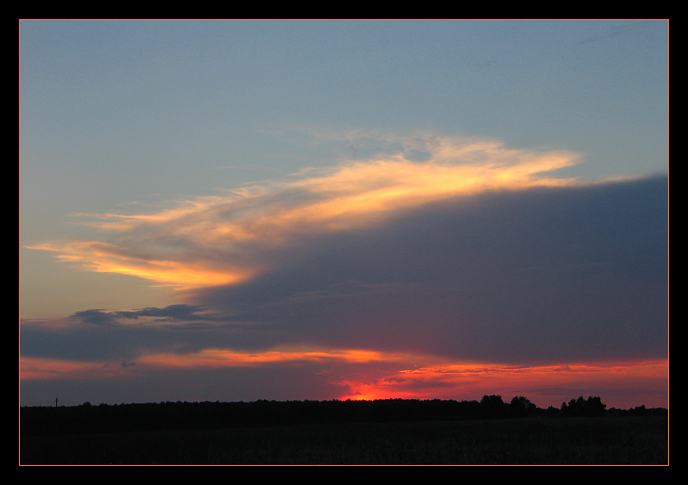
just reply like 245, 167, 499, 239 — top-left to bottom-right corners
20, 20, 668, 408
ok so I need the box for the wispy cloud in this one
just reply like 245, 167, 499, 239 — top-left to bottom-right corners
578, 20, 655, 45
30, 135, 583, 291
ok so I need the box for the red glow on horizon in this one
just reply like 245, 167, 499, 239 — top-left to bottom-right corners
20, 347, 668, 410
335, 359, 668, 409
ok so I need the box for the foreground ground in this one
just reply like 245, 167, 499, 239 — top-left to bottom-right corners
20, 415, 667, 465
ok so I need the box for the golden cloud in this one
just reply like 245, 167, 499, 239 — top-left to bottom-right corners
29, 136, 582, 290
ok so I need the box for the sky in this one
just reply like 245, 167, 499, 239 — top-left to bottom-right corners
19, 19, 669, 410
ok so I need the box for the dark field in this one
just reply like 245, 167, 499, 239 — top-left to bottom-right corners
20, 401, 668, 465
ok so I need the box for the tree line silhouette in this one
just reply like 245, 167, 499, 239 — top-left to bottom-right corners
20, 395, 666, 437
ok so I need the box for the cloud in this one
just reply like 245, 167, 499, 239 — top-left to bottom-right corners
30, 135, 583, 291
192, 174, 667, 364
22, 134, 668, 406
578, 20, 654, 45
69, 304, 225, 326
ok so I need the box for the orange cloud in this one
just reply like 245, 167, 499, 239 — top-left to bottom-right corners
28, 136, 583, 290
135, 347, 415, 369
29, 240, 256, 289
19, 346, 416, 382
337, 359, 669, 407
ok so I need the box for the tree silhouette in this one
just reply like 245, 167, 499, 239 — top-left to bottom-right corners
480, 394, 506, 419
509, 395, 537, 418
560, 396, 606, 417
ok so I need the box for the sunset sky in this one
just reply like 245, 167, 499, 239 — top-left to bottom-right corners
19, 20, 668, 410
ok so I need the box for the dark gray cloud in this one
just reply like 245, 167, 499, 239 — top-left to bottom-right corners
21, 175, 667, 369
20, 310, 266, 363
191, 175, 668, 364
69, 304, 223, 326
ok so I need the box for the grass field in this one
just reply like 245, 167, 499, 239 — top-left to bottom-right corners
20, 415, 668, 465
